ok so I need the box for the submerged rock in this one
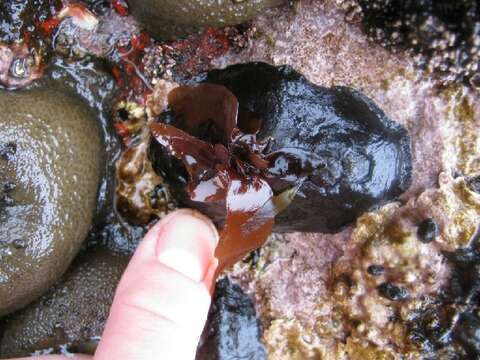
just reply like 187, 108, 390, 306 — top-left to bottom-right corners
0, 249, 128, 357
196, 277, 267, 360
0, 85, 104, 316
128, 0, 285, 40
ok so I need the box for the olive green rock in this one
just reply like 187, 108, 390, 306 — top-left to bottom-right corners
128, 0, 286, 40
0, 250, 129, 357
0, 86, 104, 316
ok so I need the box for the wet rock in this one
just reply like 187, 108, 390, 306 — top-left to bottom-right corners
196, 277, 267, 360
202, 62, 412, 233
0, 249, 128, 357
128, 0, 285, 40
0, 85, 104, 316
407, 227, 480, 358
149, 62, 412, 269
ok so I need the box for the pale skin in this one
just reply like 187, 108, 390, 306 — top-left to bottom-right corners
11, 209, 219, 360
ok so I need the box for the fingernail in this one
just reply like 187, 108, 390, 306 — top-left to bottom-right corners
156, 209, 219, 282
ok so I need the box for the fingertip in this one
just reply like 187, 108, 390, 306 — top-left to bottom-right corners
155, 209, 219, 282
95, 209, 220, 360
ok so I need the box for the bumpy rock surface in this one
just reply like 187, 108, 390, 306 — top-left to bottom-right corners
128, 0, 285, 40
196, 277, 267, 360
213, 0, 480, 358
406, 223, 480, 359
354, 0, 480, 87
0, 263, 266, 358
0, 86, 104, 316
0, 249, 128, 357
203, 62, 412, 232
0, 0, 58, 43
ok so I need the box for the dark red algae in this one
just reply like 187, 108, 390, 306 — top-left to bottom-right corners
0, 0, 59, 89
149, 62, 413, 270
150, 84, 277, 270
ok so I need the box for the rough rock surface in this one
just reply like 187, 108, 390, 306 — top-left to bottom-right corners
352, 0, 480, 88
128, 0, 285, 40
0, 250, 128, 357
216, 0, 480, 358
0, 86, 104, 316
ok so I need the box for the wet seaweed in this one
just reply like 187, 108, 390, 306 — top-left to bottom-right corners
150, 62, 412, 269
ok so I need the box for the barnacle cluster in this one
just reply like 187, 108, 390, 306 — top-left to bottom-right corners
354, 0, 480, 87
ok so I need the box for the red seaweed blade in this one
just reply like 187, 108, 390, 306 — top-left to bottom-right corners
151, 121, 276, 271
150, 83, 306, 271
216, 174, 275, 270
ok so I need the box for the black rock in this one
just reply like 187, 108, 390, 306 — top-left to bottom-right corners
202, 62, 412, 232
196, 278, 267, 360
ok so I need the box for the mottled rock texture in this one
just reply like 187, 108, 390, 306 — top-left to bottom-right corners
0, 86, 104, 316
128, 0, 285, 40
0, 250, 128, 357
217, 0, 480, 358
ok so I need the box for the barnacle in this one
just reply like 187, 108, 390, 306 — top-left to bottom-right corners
116, 131, 174, 225
149, 62, 412, 271
355, 0, 480, 87
0, 43, 44, 89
